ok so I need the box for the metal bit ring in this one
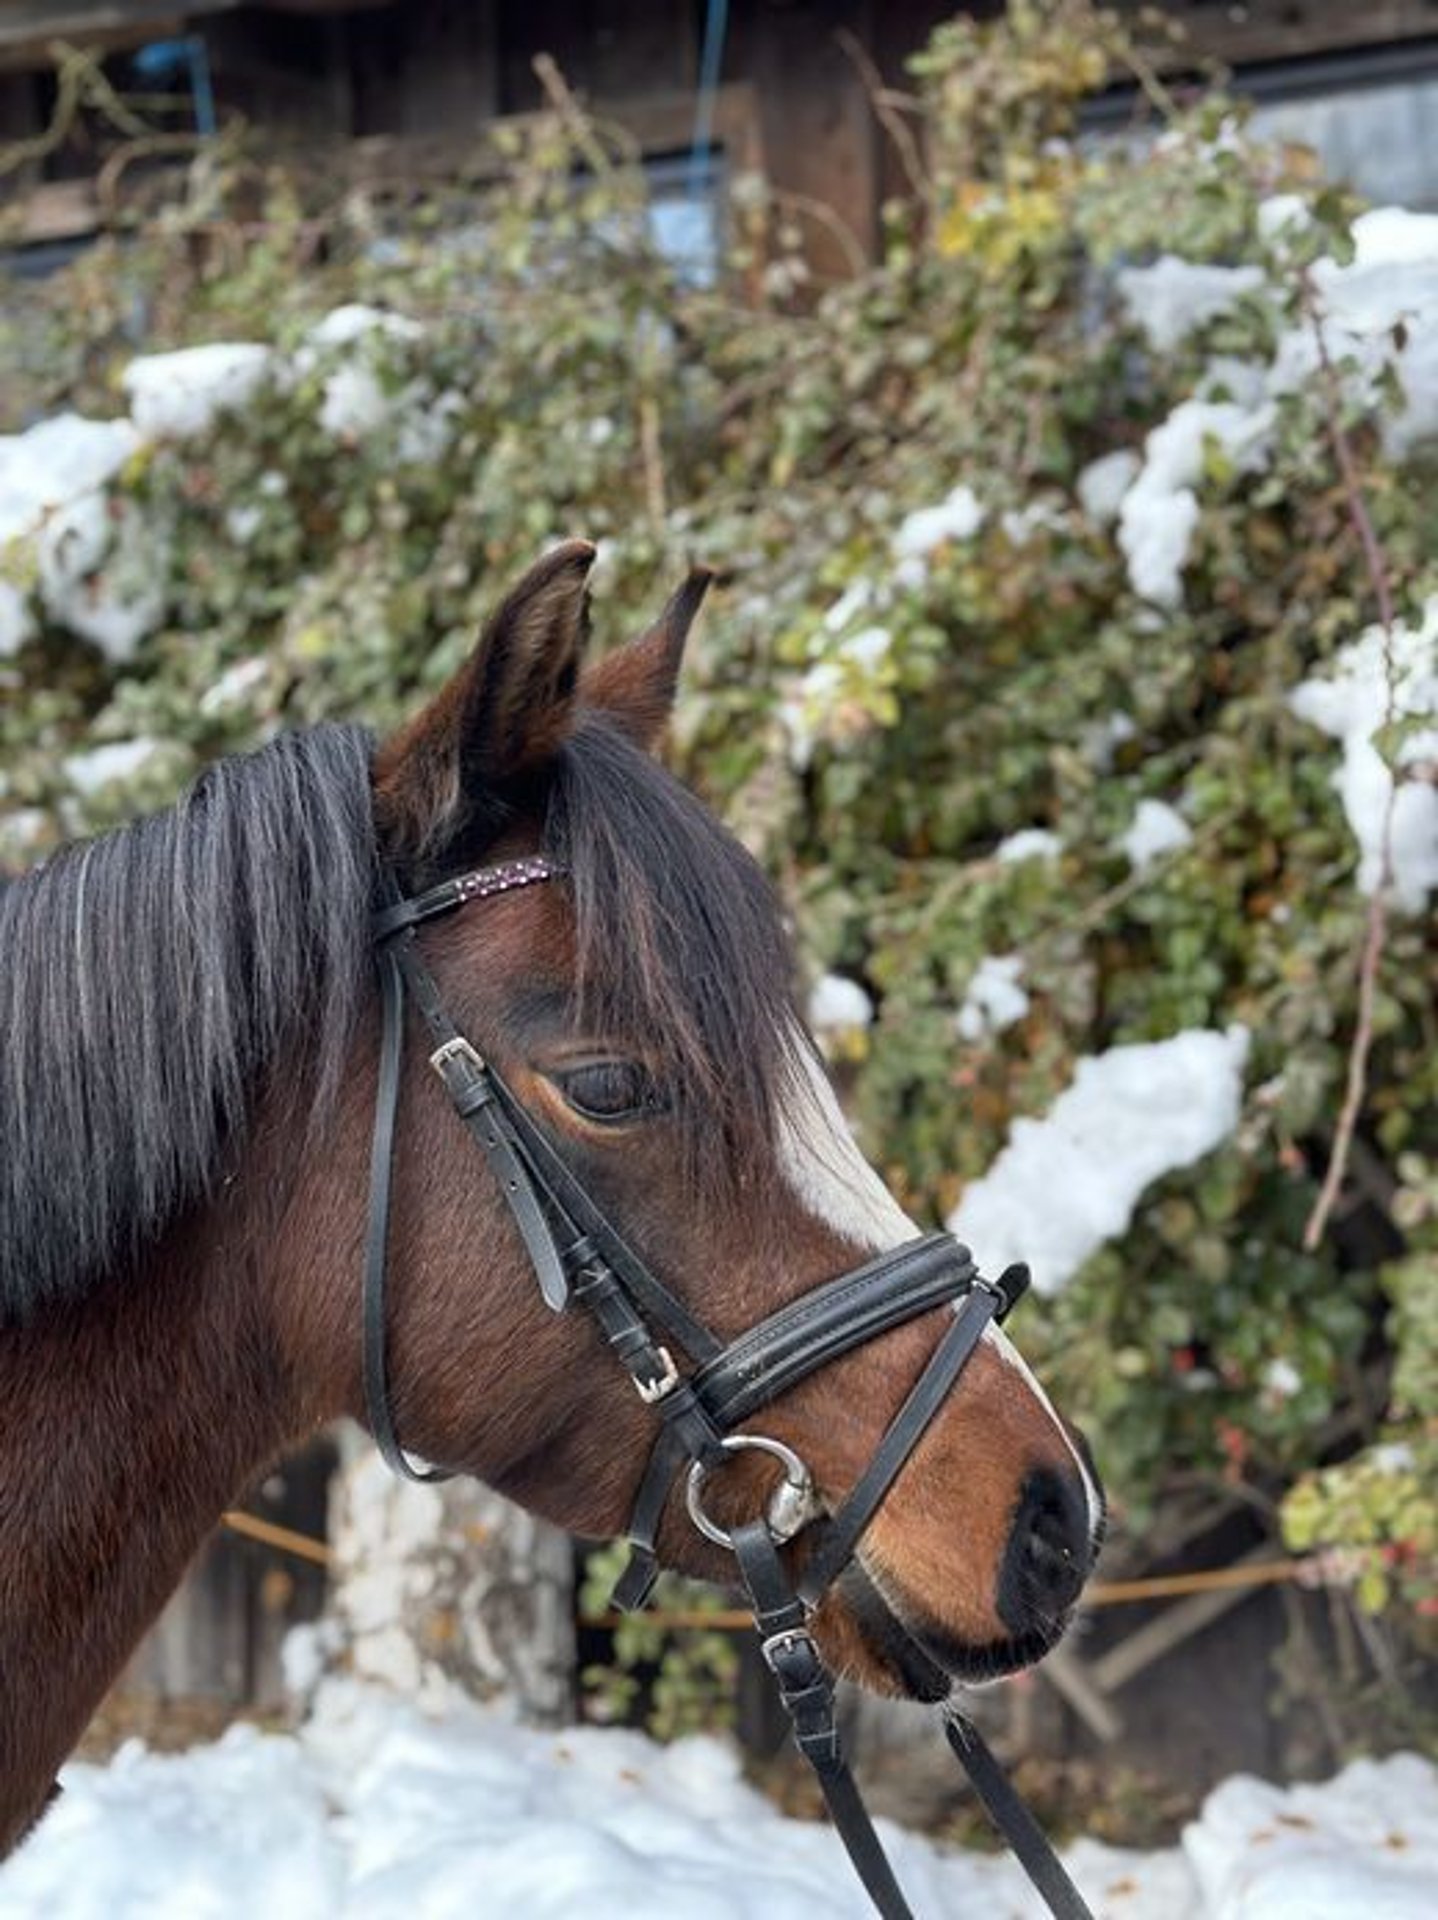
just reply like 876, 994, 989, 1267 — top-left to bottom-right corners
686, 1434, 817, 1550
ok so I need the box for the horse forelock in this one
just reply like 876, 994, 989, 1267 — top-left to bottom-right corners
544, 712, 803, 1202
0, 724, 378, 1322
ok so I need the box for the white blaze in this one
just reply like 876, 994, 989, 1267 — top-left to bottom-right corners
776, 1046, 917, 1252
776, 1042, 1104, 1542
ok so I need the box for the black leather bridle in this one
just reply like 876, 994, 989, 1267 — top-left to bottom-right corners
364, 853, 1094, 1920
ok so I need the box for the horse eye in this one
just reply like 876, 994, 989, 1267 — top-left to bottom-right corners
556, 1061, 664, 1124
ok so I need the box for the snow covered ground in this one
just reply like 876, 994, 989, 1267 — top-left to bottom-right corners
1, 1682, 1434, 1919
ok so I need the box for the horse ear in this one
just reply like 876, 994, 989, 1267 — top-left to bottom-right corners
582, 566, 714, 751
374, 540, 596, 858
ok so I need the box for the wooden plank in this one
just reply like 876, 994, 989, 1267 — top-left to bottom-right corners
577, 0, 694, 103
1039, 1643, 1125, 1743
0, 14, 188, 74
1088, 1546, 1278, 1696
732, 0, 880, 274
340, 82, 763, 189
0, 64, 41, 190
390, 0, 498, 140
1139, 0, 1438, 72
0, 0, 237, 53
5, 176, 99, 241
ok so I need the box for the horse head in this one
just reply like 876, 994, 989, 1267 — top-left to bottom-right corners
294, 540, 1107, 1698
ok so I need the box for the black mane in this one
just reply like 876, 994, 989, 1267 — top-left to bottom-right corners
0, 725, 377, 1321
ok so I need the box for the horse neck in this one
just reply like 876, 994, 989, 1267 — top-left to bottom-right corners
0, 1174, 310, 1855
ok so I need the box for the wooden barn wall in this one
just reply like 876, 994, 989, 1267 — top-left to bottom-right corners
6, 4, 1438, 260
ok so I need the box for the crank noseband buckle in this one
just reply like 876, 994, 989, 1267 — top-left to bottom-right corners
685, 1434, 817, 1548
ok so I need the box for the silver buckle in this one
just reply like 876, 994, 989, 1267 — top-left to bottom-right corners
429, 1036, 484, 1079
635, 1346, 681, 1404
760, 1626, 819, 1675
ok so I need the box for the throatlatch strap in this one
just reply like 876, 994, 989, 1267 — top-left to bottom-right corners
362, 945, 454, 1483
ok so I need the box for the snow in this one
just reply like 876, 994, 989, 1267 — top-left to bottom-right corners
1195, 357, 1268, 410
995, 828, 1062, 864
199, 656, 271, 718
1270, 208, 1438, 458
839, 625, 893, 669
308, 305, 424, 351
122, 343, 274, 440
1077, 450, 1139, 525
1121, 798, 1193, 871
0, 414, 141, 535
1262, 1358, 1301, 1401
824, 579, 876, 632
1256, 195, 1313, 244
0, 579, 33, 658
36, 494, 166, 663
1081, 712, 1137, 772
808, 973, 874, 1032
1000, 500, 1066, 544
63, 738, 166, 796
0, 415, 150, 659
2, 1683, 1434, 1920
1288, 598, 1438, 912
1118, 401, 1273, 609
947, 1027, 1250, 1294
297, 306, 434, 446
1118, 259, 1266, 354
956, 954, 1029, 1041
1111, 204, 1438, 609
1181, 1753, 1438, 1919
1347, 206, 1438, 267
0, 807, 50, 863
893, 484, 984, 568
778, 661, 843, 769
0, 301, 449, 659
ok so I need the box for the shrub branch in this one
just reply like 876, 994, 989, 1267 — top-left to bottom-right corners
1300, 273, 1401, 1253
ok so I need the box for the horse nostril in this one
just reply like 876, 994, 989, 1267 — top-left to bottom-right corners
997, 1467, 1093, 1637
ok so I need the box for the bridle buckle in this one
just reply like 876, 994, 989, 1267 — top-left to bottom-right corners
429, 1035, 484, 1078
760, 1624, 822, 1682
634, 1346, 681, 1404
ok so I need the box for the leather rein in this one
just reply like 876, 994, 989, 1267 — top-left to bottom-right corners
364, 853, 1093, 1920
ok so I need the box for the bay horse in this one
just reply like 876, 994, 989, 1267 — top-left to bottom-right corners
0, 543, 1102, 1901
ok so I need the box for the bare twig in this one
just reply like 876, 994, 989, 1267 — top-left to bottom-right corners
531, 53, 618, 180
1300, 273, 1401, 1253
95, 132, 208, 218
834, 27, 930, 204
766, 185, 869, 281
638, 394, 668, 534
